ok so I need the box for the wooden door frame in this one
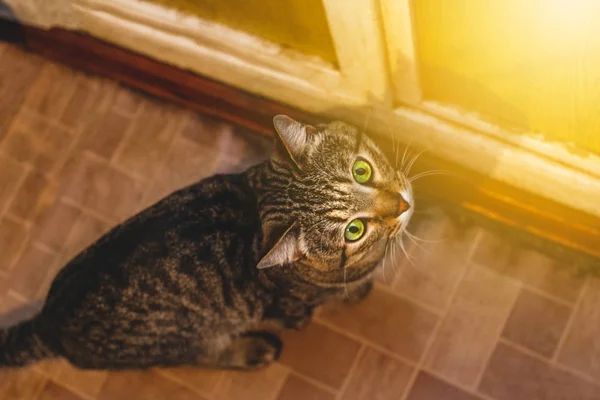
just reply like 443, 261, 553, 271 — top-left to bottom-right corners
3, 0, 600, 260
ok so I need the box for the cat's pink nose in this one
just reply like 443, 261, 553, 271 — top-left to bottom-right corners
399, 196, 410, 216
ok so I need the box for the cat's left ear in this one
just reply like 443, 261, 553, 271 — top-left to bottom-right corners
257, 222, 300, 269
273, 115, 317, 170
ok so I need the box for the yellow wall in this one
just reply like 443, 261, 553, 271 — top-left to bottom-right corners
141, 0, 337, 64
413, 0, 600, 155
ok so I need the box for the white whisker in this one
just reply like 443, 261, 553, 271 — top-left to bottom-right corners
405, 231, 427, 252
398, 236, 417, 268
405, 230, 445, 244
409, 170, 452, 183
400, 138, 414, 170
404, 147, 428, 176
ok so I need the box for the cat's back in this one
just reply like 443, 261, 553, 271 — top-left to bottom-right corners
43, 171, 262, 312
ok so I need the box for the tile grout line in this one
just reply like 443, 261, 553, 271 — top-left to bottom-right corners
521, 283, 576, 308
47, 374, 100, 400
153, 369, 219, 399
109, 100, 148, 167
83, 149, 148, 185
139, 111, 193, 208
261, 364, 292, 400
399, 228, 485, 400
311, 317, 418, 369
334, 344, 366, 400
59, 197, 117, 227
551, 275, 590, 364
468, 257, 583, 308
289, 369, 340, 396
471, 279, 523, 390
500, 336, 600, 386
421, 367, 496, 400
374, 282, 442, 316
0, 161, 32, 221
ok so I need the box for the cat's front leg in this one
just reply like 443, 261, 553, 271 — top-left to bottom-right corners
262, 298, 313, 331
342, 278, 374, 305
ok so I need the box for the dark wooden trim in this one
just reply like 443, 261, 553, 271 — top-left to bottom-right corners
20, 26, 600, 262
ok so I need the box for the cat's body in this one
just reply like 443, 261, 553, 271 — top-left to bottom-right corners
0, 115, 413, 370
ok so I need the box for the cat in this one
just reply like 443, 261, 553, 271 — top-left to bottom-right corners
0, 115, 413, 370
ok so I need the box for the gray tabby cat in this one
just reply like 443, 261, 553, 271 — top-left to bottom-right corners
0, 115, 413, 370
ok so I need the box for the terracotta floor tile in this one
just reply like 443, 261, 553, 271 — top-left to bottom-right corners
23, 62, 78, 118
473, 231, 584, 302
502, 288, 572, 358
215, 363, 288, 400
279, 322, 362, 389
34, 359, 64, 378
60, 154, 144, 221
77, 108, 133, 160
340, 347, 413, 400
276, 374, 335, 400
113, 100, 183, 179
143, 135, 221, 206
0, 152, 27, 212
7, 169, 51, 220
215, 127, 272, 174
0, 366, 47, 400
479, 342, 600, 400
182, 113, 234, 146
321, 287, 438, 362
60, 211, 111, 263
4, 243, 57, 300
407, 371, 481, 400
112, 85, 144, 115
53, 360, 108, 399
0, 216, 28, 272
394, 215, 478, 311
157, 366, 224, 396
0, 45, 44, 140
0, 291, 40, 326
425, 265, 520, 387
2, 116, 74, 176
33, 200, 81, 252
99, 370, 204, 400
37, 381, 86, 400
558, 278, 600, 380
60, 81, 106, 129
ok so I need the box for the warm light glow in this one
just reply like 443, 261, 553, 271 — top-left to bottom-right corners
414, 0, 600, 154
536, 0, 600, 49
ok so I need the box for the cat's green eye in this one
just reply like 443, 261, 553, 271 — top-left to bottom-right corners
352, 159, 372, 184
345, 219, 366, 242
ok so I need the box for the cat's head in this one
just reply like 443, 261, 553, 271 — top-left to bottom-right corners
258, 115, 413, 284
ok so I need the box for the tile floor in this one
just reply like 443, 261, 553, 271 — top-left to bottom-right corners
1, 42, 600, 400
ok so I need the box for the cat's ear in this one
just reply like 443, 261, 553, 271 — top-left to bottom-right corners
257, 222, 300, 269
273, 115, 316, 170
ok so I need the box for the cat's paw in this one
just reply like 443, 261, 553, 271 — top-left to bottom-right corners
245, 333, 282, 368
228, 332, 282, 369
284, 313, 312, 330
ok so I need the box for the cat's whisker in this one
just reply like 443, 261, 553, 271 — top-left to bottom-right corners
405, 230, 445, 244
403, 147, 428, 176
400, 137, 413, 171
391, 239, 401, 275
405, 231, 427, 252
409, 170, 453, 183
398, 236, 417, 268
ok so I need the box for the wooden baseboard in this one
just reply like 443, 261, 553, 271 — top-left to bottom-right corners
18, 25, 600, 262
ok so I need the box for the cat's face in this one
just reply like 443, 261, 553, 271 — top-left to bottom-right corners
258, 115, 413, 283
